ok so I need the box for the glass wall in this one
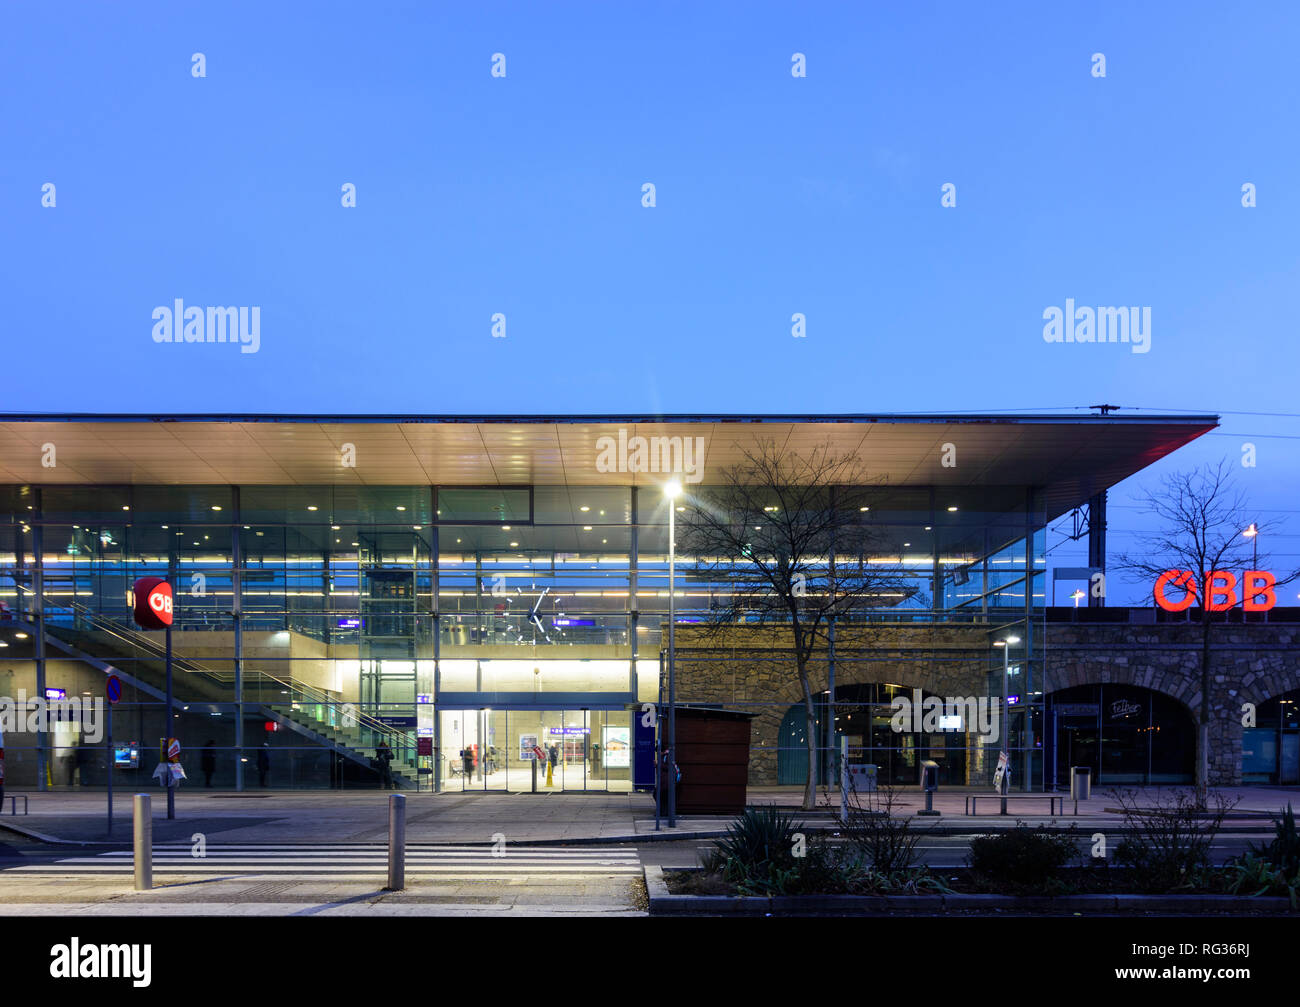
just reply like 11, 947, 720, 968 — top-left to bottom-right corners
0, 480, 1047, 791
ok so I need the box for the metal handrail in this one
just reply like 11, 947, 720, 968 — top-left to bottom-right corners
49, 596, 407, 748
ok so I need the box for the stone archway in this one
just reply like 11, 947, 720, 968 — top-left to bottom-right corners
1044, 683, 1197, 786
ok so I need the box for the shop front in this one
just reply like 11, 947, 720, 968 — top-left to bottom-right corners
435, 706, 634, 792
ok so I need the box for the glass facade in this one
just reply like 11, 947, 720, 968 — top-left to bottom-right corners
0, 480, 1049, 791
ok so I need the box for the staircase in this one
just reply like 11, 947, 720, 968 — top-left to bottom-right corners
39, 599, 418, 788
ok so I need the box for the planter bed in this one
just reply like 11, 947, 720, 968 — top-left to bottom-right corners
646, 866, 1298, 916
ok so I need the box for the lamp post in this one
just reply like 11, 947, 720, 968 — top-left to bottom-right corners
1244, 523, 1258, 569
994, 634, 1020, 808
665, 480, 682, 828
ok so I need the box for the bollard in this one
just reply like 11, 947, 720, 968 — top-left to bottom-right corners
386, 793, 406, 890
531, 759, 537, 794
133, 794, 152, 891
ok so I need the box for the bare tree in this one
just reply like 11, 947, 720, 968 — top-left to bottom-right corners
675, 439, 915, 811
1116, 459, 1295, 804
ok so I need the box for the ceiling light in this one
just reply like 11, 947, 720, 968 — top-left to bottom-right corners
331, 525, 340, 531
211, 505, 222, 511
580, 506, 590, 512
396, 506, 406, 511
307, 505, 318, 511
947, 506, 959, 512
860, 507, 870, 512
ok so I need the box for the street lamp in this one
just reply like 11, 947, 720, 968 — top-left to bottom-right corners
993, 635, 1021, 811
1244, 523, 1258, 569
665, 479, 682, 828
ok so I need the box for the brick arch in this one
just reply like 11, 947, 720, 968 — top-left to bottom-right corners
1045, 664, 1199, 715
1237, 672, 1297, 710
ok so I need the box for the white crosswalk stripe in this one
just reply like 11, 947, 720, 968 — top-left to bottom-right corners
3, 844, 643, 878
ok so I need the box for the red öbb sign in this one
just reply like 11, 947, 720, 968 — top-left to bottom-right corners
131, 577, 174, 629
1154, 569, 1277, 612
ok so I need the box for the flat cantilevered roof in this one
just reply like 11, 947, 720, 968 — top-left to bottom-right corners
0, 412, 1217, 521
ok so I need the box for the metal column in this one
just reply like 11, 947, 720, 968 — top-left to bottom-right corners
1087, 491, 1107, 608
32, 495, 46, 793
231, 486, 244, 792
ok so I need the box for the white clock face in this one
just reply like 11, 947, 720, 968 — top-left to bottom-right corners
502, 585, 552, 642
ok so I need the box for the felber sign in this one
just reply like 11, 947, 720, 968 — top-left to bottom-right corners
131, 577, 174, 629
1154, 569, 1277, 612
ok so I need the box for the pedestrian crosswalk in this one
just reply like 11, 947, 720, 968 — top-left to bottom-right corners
2, 844, 643, 879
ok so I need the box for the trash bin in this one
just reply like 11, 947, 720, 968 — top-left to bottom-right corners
1070, 766, 1091, 802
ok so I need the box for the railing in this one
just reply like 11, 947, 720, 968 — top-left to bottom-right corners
46, 596, 410, 755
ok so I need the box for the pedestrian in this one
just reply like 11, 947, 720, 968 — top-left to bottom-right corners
200, 739, 216, 788
257, 743, 270, 787
375, 739, 393, 790
547, 742, 559, 787
461, 746, 474, 780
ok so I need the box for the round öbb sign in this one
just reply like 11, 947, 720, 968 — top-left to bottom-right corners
132, 577, 174, 629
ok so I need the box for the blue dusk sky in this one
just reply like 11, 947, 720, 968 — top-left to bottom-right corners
2, 1, 1298, 600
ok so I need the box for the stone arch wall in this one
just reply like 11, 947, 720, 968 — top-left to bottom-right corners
674, 623, 992, 785
1045, 621, 1300, 785
666, 620, 1300, 787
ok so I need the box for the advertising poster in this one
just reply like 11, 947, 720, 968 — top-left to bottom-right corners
519, 733, 538, 760
602, 726, 630, 768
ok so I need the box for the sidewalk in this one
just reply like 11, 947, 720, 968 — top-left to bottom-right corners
0, 791, 652, 846
2, 784, 1295, 846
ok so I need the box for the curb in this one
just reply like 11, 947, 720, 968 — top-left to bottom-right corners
0, 820, 104, 847
644, 866, 1299, 916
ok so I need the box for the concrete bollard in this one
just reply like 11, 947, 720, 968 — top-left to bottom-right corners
133, 794, 152, 891
386, 793, 406, 890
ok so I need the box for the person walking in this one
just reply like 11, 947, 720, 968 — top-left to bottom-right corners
257, 743, 270, 787
375, 739, 394, 790
547, 742, 559, 788
200, 739, 216, 788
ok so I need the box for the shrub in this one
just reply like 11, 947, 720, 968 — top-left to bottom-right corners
1249, 802, 1300, 878
967, 823, 1080, 891
1226, 853, 1300, 909
1110, 787, 1236, 892
712, 805, 802, 874
836, 781, 922, 872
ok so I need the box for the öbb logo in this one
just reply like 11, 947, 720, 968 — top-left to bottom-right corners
131, 577, 174, 629
1153, 569, 1277, 612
